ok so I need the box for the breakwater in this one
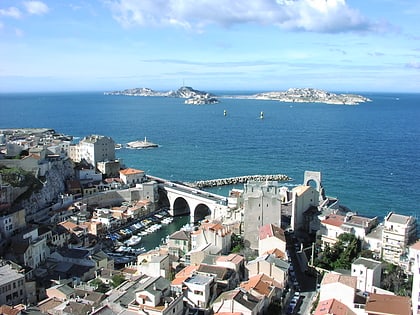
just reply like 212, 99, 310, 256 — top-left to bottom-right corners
187, 174, 292, 188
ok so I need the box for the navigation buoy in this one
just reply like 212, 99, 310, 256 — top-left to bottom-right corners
224, 109, 227, 116
260, 111, 264, 119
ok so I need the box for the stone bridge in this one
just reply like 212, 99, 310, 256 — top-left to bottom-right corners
148, 175, 229, 223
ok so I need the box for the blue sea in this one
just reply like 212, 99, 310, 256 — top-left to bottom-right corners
1, 91, 419, 223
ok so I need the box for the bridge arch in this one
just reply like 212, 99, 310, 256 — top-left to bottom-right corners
193, 203, 211, 223
172, 196, 190, 216
162, 184, 229, 223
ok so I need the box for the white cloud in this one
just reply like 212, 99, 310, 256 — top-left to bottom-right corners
105, 0, 379, 33
23, 1, 49, 15
0, 6, 22, 19
406, 61, 420, 69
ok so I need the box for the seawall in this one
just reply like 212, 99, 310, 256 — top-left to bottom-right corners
186, 174, 292, 188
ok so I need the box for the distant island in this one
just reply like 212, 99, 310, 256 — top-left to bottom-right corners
104, 86, 371, 105
104, 86, 219, 105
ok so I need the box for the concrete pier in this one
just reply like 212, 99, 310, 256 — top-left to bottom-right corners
187, 174, 292, 188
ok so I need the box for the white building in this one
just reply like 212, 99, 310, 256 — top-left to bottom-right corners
319, 213, 377, 249
183, 273, 216, 309
409, 240, 420, 315
0, 261, 26, 305
382, 212, 417, 265
68, 135, 116, 168
351, 257, 382, 293
137, 251, 170, 279
119, 168, 146, 186
130, 276, 184, 315
319, 273, 357, 311
258, 223, 287, 257
191, 220, 232, 255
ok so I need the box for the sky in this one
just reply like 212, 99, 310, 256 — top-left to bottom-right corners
0, 0, 419, 93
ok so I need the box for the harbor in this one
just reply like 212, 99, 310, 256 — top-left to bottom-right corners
103, 212, 190, 265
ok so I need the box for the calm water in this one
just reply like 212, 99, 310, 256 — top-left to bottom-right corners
1, 91, 419, 224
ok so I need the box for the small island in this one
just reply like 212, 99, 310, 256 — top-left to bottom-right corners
105, 86, 370, 105
105, 86, 220, 104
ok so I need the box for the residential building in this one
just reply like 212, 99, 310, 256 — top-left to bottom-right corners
212, 288, 265, 315
240, 273, 281, 309
191, 220, 232, 255
246, 254, 289, 288
382, 212, 417, 265
129, 276, 184, 315
167, 230, 191, 259
318, 212, 377, 249
351, 257, 382, 293
183, 273, 216, 309
68, 135, 116, 168
0, 208, 26, 241
313, 298, 357, 315
364, 225, 383, 258
319, 273, 360, 313
258, 223, 287, 257
409, 240, 420, 315
119, 168, 146, 186
197, 263, 239, 293
97, 160, 121, 178
137, 251, 170, 278
0, 261, 26, 306
8, 228, 49, 269
215, 254, 245, 280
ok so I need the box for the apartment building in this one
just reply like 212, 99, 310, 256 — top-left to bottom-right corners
382, 212, 417, 265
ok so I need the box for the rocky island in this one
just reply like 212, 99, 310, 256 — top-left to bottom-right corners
105, 86, 370, 105
104, 86, 220, 104
242, 88, 371, 105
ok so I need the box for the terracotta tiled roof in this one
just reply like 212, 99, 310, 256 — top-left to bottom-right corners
313, 298, 356, 315
263, 248, 285, 259
119, 168, 144, 175
171, 275, 189, 286
59, 220, 79, 232
0, 304, 25, 315
321, 214, 345, 227
216, 254, 244, 265
365, 293, 411, 315
240, 274, 272, 297
175, 264, 198, 278
259, 223, 285, 242
321, 273, 357, 289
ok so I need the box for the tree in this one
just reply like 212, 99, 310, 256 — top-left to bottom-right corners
314, 233, 362, 271
381, 263, 411, 296
90, 278, 110, 293
111, 274, 126, 288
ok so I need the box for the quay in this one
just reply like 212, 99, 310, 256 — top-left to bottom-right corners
186, 174, 293, 188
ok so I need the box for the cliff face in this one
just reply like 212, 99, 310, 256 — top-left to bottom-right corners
15, 158, 75, 222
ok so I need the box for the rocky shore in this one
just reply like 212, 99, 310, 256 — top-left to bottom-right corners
186, 174, 292, 188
